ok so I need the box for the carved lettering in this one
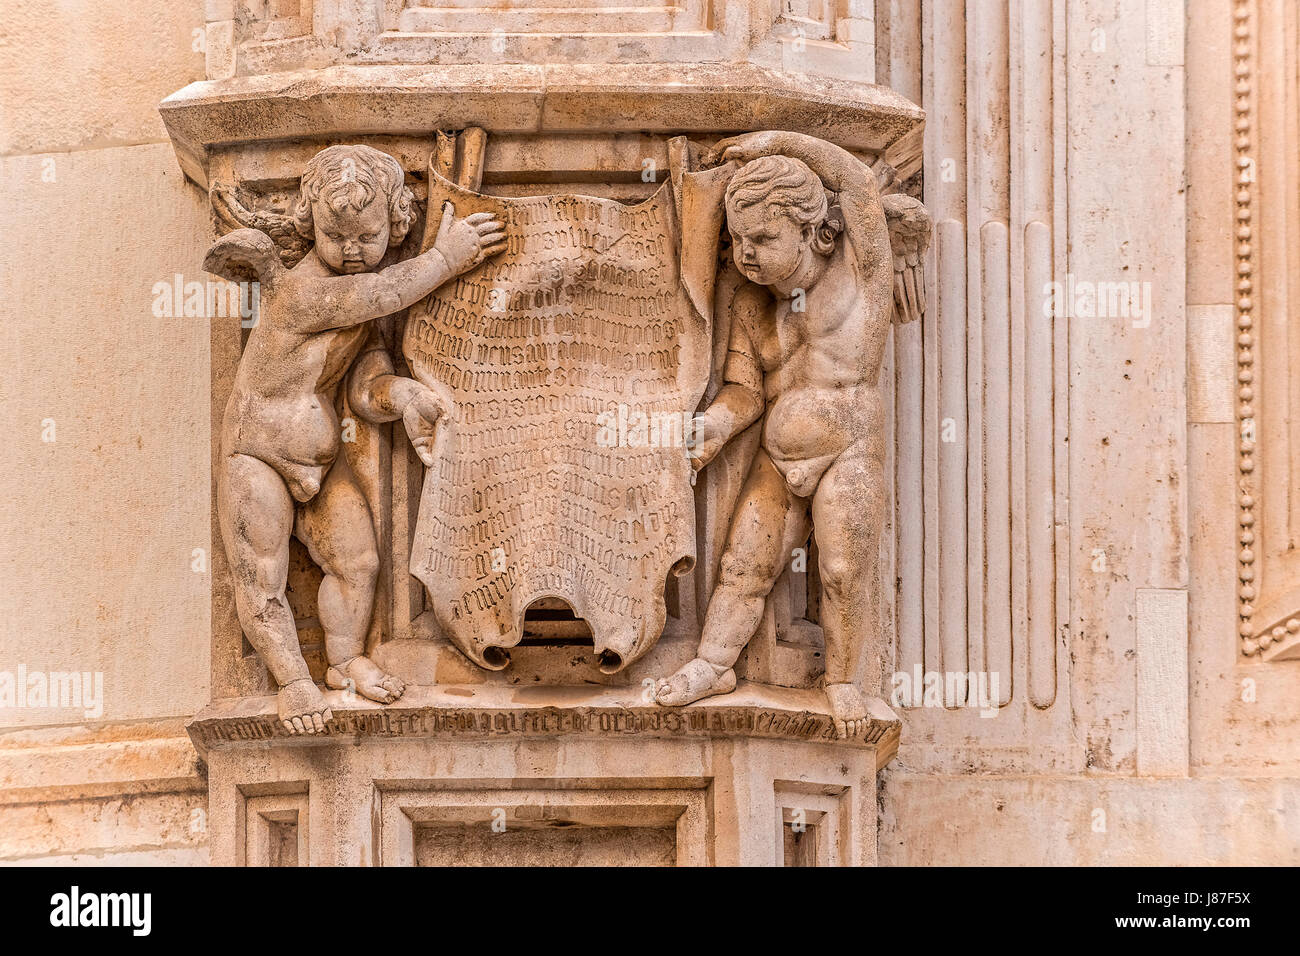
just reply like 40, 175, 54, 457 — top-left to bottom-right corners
404, 172, 711, 671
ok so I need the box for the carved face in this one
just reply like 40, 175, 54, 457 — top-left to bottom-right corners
312, 197, 391, 274
726, 202, 810, 286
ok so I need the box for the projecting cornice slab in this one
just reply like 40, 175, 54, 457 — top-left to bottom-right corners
159, 62, 924, 188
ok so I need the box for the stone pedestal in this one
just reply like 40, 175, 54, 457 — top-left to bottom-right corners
167, 4, 921, 870
189, 684, 899, 866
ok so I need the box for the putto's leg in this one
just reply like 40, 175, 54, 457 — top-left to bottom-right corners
218, 453, 331, 735
698, 452, 810, 669
812, 443, 884, 738
655, 451, 808, 706
294, 456, 404, 705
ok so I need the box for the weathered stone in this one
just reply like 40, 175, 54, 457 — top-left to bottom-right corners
0, 0, 1296, 871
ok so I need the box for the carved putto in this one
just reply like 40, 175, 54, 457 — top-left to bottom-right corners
653, 131, 930, 737
205, 143, 505, 734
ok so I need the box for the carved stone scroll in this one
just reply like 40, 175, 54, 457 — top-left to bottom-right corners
403, 167, 723, 673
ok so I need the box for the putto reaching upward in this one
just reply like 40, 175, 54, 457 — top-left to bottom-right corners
654, 130, 931, 738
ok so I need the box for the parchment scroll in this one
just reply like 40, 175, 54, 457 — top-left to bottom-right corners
403, 163, 727, 671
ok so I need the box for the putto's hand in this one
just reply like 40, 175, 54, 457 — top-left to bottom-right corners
704, 131, 783, 167
433, 202, 508, 275
402, 386, 451, 467
690, 438, 727, 471
687, 415, 726, 471
689, 412, 716, 446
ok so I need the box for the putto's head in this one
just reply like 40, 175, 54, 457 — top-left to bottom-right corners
293, 145, 416, 274
724, 155, 839, 286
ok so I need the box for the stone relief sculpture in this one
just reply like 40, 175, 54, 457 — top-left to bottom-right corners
204, 144, 505, 734
202, 132, 928, 742
653, 131, 931, 738
157, 0, 939, 865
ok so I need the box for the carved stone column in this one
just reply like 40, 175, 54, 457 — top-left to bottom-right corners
165, 1, 924, 866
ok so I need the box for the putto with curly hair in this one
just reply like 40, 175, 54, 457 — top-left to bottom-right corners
724, 154, 839, 256
655, 131, 907, 741
202, 142, 506, 737
292, 144, 416, 244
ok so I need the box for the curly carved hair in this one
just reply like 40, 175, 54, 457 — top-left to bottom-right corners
292, 144, 416, 243
725, 155, 840, 256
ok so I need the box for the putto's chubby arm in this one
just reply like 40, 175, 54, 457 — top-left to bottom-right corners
203, 228, 288, 288
349, 329, 454, 420
705, 284, 766, 435
298, 204, 506, 334
347, 325, 457, 469
349, 336, 414, 423
692, 284, 766, 468
298, 245, 455, 332
712, 130, 875, 195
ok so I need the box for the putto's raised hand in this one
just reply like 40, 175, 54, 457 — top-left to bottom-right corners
703, 130, 785, 167
433, 202, 507, 274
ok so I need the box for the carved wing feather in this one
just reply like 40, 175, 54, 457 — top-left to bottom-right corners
883, 192, 932, 325
211, 186, 312, 268
203, 227, 286, 287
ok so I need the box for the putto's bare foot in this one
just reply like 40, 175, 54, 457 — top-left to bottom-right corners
278, 678, 333, 735
654, 658, 736, 706
326, 655, 405, 704
825, 682, 868, 739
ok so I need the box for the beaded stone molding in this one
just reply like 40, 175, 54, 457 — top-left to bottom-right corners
1235, 0, 1261, 657
1234, 0, 1300, 661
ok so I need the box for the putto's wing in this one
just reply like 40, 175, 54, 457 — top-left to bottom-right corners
883, 193, 932, 325
211, 185, 312, 268
203, 228, 286, 287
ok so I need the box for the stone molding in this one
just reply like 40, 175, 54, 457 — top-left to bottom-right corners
160, 62, 924, 189
1234, 0, 1300, 662
189, 683, 901, 770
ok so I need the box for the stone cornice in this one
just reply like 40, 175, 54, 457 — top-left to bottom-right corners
159, 62, 925, 188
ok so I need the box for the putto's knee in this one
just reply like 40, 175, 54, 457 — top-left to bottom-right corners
818, 555, 859, 596
719, 550, 776, 594
250, 557, 288, 599
334, 547, 380, 586
234, 585, 286, 626
251, 594, 286, 622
